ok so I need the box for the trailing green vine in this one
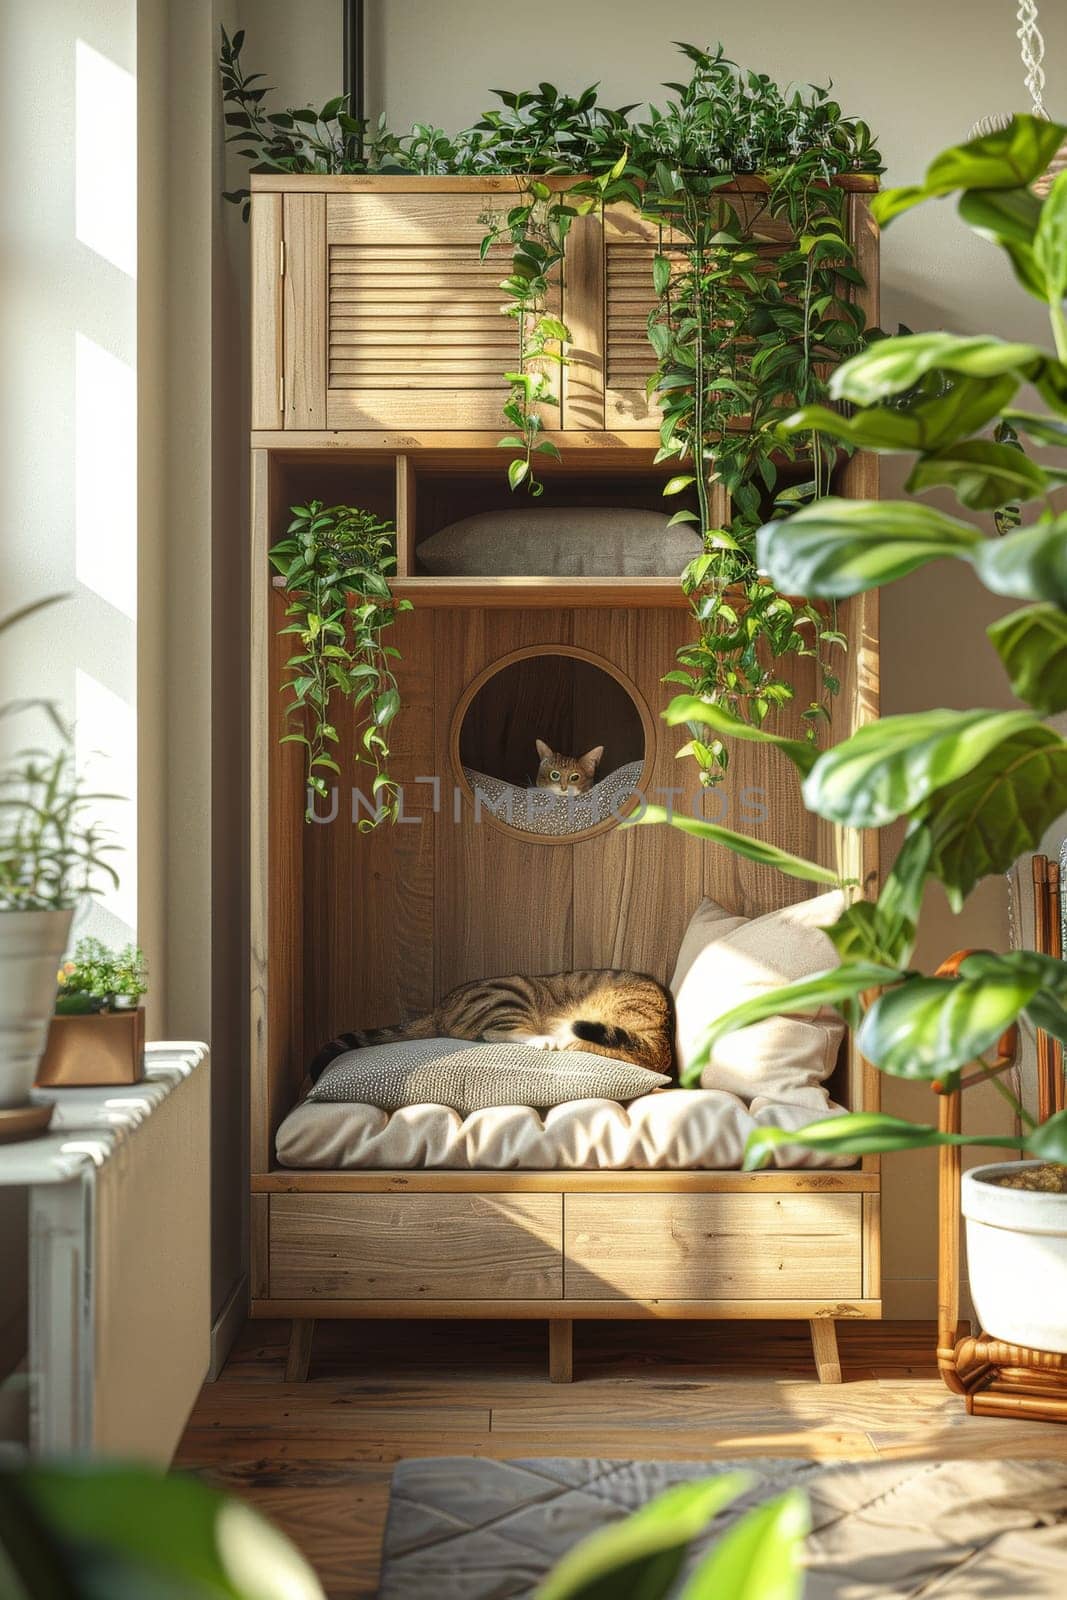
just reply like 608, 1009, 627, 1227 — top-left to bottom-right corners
270, 502, 408, 827
221, 32, 881, 789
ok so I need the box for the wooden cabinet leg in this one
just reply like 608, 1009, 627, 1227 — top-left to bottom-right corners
285, 1318, 315, 1382
549, 1319, 573, 1384
809, 1318, 842, 1384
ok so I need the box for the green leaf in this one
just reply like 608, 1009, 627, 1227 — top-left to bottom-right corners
988, 604, 1067, 713
652, 254, 672, 295
919, 725, 1067, 905
663, 474, 695, 495
536, 1475, 753, 1600
959, 189, 1046, 298
782, 374, 1018, 454
680, 1489, 809, 1600
663, 695, 818, 775
1035, 168, 1067, 302
802, 708, 1040, 829
972, 518, 1067, 604
14, 1464, 323, 1599
905, 440, 1050, 511
1029, 1110, 1067, 1163
1004, 409, 1067, 446
830, 333, 1048, 406
858, 972, 1040, 1078
632, 805, 846, 886
744, 1111, 1024, 1170
508, 458, 530, 491
682, 963, 903, 1086
757, 499, 982, 599
873, 116, 1067, 227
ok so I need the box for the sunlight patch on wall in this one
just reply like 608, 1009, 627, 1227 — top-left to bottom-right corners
75, 667, 136, 935
75, 332, 136, 620
75, 38, 136, 279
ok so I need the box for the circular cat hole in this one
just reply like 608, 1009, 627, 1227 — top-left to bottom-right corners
449, 645, 654, 843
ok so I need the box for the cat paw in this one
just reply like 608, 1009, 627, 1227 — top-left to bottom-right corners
519, 1035, 559, 1050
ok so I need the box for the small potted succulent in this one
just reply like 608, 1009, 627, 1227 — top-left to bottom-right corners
37, 938, 148, 1087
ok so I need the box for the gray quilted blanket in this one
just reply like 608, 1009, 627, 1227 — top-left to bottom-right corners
379, 1456, 1067, 1598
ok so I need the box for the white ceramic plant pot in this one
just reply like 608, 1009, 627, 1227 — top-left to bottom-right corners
962, 1161, 1067, 1354
0, 908, 73, 1108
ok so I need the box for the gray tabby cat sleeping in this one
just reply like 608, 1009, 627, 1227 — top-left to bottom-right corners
309, 970, 674, 1082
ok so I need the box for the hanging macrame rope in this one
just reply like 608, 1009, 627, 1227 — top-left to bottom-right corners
1018, 0, 1048, 117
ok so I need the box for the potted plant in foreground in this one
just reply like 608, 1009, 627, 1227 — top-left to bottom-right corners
36, 937, 148, 1087
0, 602, 120, 1136
643, 115, 1067, 1353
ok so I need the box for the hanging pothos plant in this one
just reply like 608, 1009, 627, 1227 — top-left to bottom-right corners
270, 502, 408, 827
222, 32, 881, 790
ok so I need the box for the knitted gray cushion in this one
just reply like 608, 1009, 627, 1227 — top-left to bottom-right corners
416, 507, 701, 577
462, 760, 643, 837
308, 1037, 669, 1113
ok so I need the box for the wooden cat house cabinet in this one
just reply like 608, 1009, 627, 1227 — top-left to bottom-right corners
249, 175, 881, 1383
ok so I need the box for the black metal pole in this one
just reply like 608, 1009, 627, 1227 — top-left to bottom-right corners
343, 0, 366, 164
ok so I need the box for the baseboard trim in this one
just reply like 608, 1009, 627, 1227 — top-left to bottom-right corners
207, 1275, 247, 1381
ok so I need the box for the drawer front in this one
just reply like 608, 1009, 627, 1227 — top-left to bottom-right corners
564, 1193, 862, 1301
270, 1193, 562, 1300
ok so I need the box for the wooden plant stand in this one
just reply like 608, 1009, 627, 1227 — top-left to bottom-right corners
936, 940, 1067, 1422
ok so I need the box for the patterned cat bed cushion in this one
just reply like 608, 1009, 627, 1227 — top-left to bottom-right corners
462, 760, 643, 836
308, 1038, 669, 1115
275, 1083, 854, 1170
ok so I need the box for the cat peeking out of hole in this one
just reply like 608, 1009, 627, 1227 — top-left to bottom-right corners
534, 739, 604, 795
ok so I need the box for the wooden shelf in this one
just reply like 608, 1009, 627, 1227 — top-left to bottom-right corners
394, 576, 690, 608
269, 573, 690, 608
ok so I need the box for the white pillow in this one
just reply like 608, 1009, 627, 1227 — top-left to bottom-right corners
416, 506, 702, 577
670, 892, 846, 1109
309, 1036, 670, 1114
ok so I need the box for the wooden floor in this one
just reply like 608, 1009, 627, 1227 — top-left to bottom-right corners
175, 1318, 1067, 1598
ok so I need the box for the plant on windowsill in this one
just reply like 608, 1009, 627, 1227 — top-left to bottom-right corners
0, 598, 122, 1130
37, 937, 149, 1089
270, 500, 410, 827
642, 115, 1067, 1353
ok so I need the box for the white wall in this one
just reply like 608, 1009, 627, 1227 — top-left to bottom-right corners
1, 1, 139, 943
1, 0, 139, 1382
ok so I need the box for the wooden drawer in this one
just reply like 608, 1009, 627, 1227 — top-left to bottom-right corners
564, 1193, 862, 1301
269, 1193, 562, 1300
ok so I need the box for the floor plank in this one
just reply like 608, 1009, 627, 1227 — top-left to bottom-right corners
174, 1319, 1067, 1599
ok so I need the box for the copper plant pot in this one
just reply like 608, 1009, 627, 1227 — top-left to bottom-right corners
36, 1006, 146, 1088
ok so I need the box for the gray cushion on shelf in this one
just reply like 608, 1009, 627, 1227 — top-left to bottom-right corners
462, 760, 643, 837
308, 1036, 669, 1115
416, 506, 701, 577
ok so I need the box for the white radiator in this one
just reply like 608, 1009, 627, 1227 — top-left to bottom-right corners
10, 1044, 211, 1461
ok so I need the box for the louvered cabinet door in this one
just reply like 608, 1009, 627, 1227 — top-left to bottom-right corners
561, 204, 671, 434
316, 192, 523, 430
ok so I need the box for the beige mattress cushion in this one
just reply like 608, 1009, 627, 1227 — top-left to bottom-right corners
275, 1088, 853, 1171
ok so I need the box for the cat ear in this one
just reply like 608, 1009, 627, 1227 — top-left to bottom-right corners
535, 738, 553, 762
579, 746, 604, 774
